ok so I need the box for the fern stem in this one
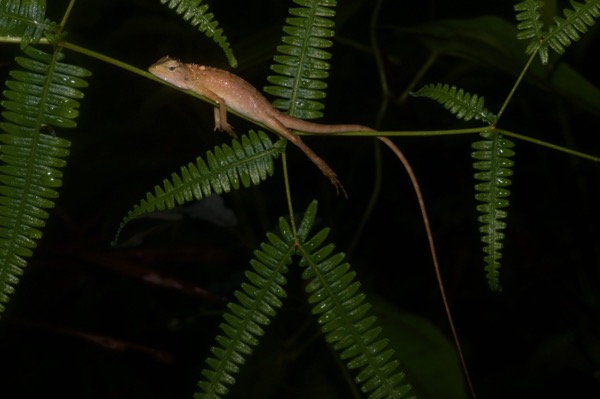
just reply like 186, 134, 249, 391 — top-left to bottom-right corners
309, 127, 490, 137
370, 0, 390, 112
281, 152, 298, 238
399, 50, 439, 105
60, 41, 150, 78
0, 36, 46, 44
498, 129, 600, 162
59, 0, 77, 28
301, 126, 600, 163
494, 45, 539, 124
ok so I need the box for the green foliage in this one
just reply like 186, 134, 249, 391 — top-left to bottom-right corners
412, 82, 513, 292
514, 0, 545, 45
158, 0, 238, 67
297, 207, 413, 398
196, 201, 415, 399
411, 83, 511, 290
0, 45, 90, 315
414, 0, 598, 290
471, 131, 515, 291
411, 84, 496, 124
263, 0, 336, 119
515, 0, 600, 63
0, 0, 59, 48
113, 131, 284, 245
195, 212, 295, 398
0, 0, 598, 397
545, 0, 600, 55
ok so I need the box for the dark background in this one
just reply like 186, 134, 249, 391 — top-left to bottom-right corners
1, 0, 599, 398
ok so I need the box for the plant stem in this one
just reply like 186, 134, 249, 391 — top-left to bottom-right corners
495, 44, 540, 123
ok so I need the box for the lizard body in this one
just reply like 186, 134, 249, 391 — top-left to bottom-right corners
148, 56, 373, 194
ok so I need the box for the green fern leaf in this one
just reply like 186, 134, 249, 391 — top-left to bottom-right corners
514, 0, 545, 39
113, 131, 284, 244
0, 0, 59, 48
158, 0, 237, 67
0, 46, 90, 316
471, 130, 515, 292
411, 83, 496, 124
195, 216, 295, 398
195, 201, 417, 397
544, 0, 600, 56
263, 0, 337, 119
514, 0, 548, 60
296, 202, 414, 398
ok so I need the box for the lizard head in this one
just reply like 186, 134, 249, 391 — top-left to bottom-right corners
148, 56, 192, 89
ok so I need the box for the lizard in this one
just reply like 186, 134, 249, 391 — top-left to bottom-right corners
148, 56, 373, 195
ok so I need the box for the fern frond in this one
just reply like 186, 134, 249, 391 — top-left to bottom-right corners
296, 202, 414, 398
411, 83, 496, 124
0, 0, 59, 48
0, 46, 90, 316
514, 0, 547, 59
113, 131, 284, 244
263, 0, 337, 119
515, 0, 600, 63
544, 0, 600, 56
195, 215, 295, 398
514, 0, 545, 40
158, 0, 237, 67
471, 130, 515, 292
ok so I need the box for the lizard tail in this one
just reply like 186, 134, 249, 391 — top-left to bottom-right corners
280, 113, 373, 135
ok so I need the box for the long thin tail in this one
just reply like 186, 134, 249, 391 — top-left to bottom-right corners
281, 113, 372, 135
377, 137, 476, 399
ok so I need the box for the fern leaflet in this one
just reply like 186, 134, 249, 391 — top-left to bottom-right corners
471, 131, 515, 292
296, 202, 414, 398
113, 131, 285, 244
0, 0, 59, 48
195, 214, 295, 398
158, 0, 237, 67
0, 45, 90, 316
514, 0, 545, 40
264, 0, 336, 119
544, 0, 600, 56
514, 0, 546, 58
411, 83, 496, 124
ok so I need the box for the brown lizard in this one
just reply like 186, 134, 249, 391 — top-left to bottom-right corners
148, 56, 372, 195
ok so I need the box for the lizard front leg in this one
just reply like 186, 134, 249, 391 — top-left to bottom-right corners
212, 105, 237, 138
200, 89, 237, 138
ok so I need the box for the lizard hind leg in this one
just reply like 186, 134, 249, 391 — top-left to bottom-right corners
264, 114, 346, 196
288, 135, 347, 197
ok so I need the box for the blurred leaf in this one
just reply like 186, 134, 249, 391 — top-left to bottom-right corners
402, 15, 600, 115
370, 294, 467, 399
